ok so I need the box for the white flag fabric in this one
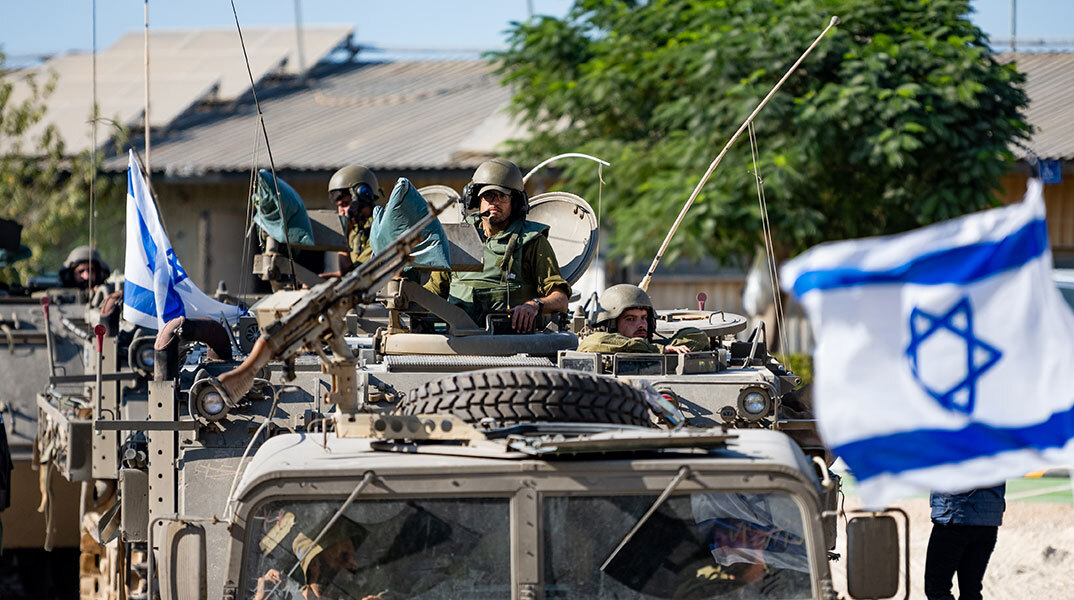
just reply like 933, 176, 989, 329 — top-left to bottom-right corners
781, 179, 1074, 508
122, 150, 245, 330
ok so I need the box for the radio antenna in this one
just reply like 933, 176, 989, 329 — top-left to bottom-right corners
638, 16, 840, 291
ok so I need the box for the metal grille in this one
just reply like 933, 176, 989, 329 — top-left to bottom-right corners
384, 355, 553, 372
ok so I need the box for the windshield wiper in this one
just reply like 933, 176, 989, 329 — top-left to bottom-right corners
599, 465, 693, 571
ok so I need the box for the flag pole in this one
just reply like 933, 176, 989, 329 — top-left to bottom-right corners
143, 0, 151, 185
129, 149, 170, 239
638, 16, 840, 292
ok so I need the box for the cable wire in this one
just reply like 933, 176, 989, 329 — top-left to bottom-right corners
747, 122, 789, 358
239, 117, 263, 302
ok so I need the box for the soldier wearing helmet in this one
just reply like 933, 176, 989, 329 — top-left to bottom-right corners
58, 245, 111, 288
578, 284, 708, 354
423, 158, 570, 332
329, 165, 383, 274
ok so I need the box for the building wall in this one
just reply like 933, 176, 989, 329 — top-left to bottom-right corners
645, 276, 746, 313
999, 172, 1074, 265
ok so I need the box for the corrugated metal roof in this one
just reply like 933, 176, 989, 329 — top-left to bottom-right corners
106, 60, 521, 174
998, 52, 1074, 160
72, 48, 1074, 172
3, 27, 352, 155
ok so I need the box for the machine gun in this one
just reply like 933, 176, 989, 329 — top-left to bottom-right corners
214, 199, 449, 410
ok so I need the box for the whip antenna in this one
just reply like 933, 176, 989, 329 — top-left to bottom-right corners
88, 0, 99, 291
230, 0, 298, 289
638, 16, 840, 291
143, 0, 151, 183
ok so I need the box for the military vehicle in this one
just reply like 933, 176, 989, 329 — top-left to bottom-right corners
0, 289, 92, 596
0, 225, 142, 596
23, 177, 909, 600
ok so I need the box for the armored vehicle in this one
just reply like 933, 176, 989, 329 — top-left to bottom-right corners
27, 180, 906, 600
1, 276, 144, 596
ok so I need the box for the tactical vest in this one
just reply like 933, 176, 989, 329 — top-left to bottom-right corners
448, 214, 549, 325
348, 216, 374, 264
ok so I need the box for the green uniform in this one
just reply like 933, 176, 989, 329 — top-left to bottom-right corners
577, 328, 709, 354
347, 216, 374, 265
424, 214, 570, 325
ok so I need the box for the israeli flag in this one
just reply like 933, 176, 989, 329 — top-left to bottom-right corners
122, 150, 245, 330
781, 179, 1074, 507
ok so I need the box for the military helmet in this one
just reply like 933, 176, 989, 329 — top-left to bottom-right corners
593, 284, 656, 335
59, 245, 111, 287
329, 165, 383, 207
64, 245, 108, 270
465, 158, 528, 218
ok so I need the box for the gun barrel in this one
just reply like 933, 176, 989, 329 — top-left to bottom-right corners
215, 193, 452, 403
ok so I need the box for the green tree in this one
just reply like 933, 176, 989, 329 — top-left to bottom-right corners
494, 0, 1030, 265
0, 52, 125, 285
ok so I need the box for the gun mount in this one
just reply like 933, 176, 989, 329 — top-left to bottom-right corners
214, 198, 450, 409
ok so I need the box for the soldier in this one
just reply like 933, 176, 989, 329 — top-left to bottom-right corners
424, 158, 569, 332
58, 245, 111, 288
577, 284, 708, 354
329, 165, 383, 274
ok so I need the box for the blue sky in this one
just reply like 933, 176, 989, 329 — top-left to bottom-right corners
1, 0, 1071, 62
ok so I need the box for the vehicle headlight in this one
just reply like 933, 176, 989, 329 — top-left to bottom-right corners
138, 346, 156, 368
199, 390, 227, 419
190, 379, 230, 422
128, 335, 157, 376
737, 388, 771, 421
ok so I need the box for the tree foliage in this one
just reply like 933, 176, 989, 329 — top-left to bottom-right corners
0, 52, 125, 285
494, 0, 1031, 265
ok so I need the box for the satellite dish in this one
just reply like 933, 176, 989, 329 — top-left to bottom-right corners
655, 309, 749, 338
526, 191, 598, 286
418, 185, 464, 224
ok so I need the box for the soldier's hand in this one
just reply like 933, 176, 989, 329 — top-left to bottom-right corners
253, 569, 281, 600
510, 302, 540, 332
664, 344, 691, 354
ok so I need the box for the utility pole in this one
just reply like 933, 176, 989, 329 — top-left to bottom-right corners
293, 0, 308, 81
1010, 0, 1017, 51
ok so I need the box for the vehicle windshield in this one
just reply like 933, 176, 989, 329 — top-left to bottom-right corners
243, 497, 510, 600
544, 491, 813, 599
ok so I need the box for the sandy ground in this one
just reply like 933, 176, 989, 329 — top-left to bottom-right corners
829, 496, 1074, 599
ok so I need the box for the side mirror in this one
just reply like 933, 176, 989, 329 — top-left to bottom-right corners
159, 521, 207, 600
846, 509, 909, 599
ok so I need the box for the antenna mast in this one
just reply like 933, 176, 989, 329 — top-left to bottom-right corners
638, 16, 840, 292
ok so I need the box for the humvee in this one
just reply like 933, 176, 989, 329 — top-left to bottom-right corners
28, 182, 907, 600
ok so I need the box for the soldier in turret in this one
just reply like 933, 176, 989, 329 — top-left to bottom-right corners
423, 159, 569, 332
58, 245, 111, 289
329, 165, 384, 274
578, 284, 708, 354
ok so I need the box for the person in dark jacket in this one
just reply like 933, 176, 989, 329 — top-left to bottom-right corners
924, 483, 1006, 600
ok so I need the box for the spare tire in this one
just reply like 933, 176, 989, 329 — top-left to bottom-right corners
399, 368, 653, 428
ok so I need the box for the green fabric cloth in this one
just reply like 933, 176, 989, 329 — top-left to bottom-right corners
424, 215, 570, 324
252, 169, 316, 246
370, 177, 451, 270
577, 328, 709, 354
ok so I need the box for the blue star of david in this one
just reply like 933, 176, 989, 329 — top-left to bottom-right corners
905, 297, 1002, 415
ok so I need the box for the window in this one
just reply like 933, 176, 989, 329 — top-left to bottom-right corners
244, 498, 510, 600
543, 492, 813, 599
